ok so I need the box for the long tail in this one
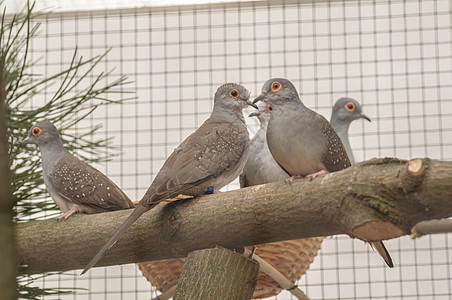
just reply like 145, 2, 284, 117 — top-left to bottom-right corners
370, 241, 394, 268
81, 203, 156, 275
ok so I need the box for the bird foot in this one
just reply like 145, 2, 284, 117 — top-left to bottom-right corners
56, 208, 77, 221
306, 170, 327, 180
285, 175, 302, 183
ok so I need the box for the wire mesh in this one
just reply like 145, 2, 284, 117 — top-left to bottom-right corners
16, 0, 452, 299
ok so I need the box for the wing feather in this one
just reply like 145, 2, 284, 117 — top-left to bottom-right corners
319, 116, 351, 172
48, 154, 134, 211
145, 117, 249, 203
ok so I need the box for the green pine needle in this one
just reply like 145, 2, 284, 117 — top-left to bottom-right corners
2, 1, 135, 298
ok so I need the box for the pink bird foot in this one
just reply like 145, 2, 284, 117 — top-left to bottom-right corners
306, 170, 327, 180
56, 207, 77, 221
285, 175, 303, 183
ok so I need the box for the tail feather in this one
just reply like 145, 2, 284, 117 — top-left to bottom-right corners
81, 203, 154, 275
370, 241, 394, 268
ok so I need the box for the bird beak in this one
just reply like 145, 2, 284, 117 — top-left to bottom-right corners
248, 111, 261, 117
361, 114, 371, 122
253, 94, 266, 105
246, 101, 259, 109
246, 99, 258, 109
19, 137, 31, 147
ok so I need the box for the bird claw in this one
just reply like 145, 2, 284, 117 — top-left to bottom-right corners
284, 171, 327, 184
285, 175, 302, 184
56, 208, 77, 221
306, 170, 327, 180
56, 214, 68, 222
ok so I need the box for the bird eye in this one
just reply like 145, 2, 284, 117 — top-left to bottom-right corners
345, 102, 355, 112
271, 81, 282, 92
32, 127, 42, 136
229, 89, 239, 98
267, 104, 273, 113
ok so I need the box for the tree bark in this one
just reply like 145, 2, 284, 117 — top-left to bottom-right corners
15, 158, 452, 275
173, 247, 258, 300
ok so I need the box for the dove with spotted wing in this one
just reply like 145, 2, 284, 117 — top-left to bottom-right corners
82, 83, 257, 274
253, 78, 393, 268
21, 121, 134, 221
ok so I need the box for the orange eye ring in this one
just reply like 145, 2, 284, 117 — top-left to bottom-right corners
345, 102, 355, 112
271, 81, 282, 92
229, 89, 239, 98
267, 104, 273, 113
32, 127, 43, 137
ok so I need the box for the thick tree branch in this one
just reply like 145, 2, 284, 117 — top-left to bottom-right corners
16, 158, 452, 275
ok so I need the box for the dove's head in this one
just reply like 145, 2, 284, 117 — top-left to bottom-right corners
252, 78, 301, 110
214, 83, 257, 112
331, 97, 371, 124
21, 120, 63, 148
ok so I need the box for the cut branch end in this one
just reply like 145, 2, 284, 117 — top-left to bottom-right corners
352, 220, 404, 241
402, 158, 429, 193
408, 158, 424, 176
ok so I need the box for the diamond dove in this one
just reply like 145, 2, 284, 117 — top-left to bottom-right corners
82, 83, 257, 274
253, 78, 393, 268
21, 121, 134, 221
239, 102, 288, 187
330, 97, 371, 165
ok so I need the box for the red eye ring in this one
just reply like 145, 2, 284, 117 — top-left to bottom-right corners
229, 89, 239, 98
271, 81, 282, 92
345, 102, 355, 112
32, 127, 43, 136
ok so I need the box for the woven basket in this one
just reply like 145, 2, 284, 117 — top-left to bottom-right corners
137, 237, 323, 299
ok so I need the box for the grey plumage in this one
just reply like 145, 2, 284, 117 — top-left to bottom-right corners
253, 78, 349, 177
21, 121, 134, 220
253, 78, 393, 268
329, 98, 392, 266
330, 97, 371, 165
82, 83, 256, 274
239, 102, 288, 187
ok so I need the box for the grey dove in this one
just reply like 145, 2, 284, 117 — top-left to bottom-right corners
253, 78, 393, 268
21, 121, 134, 221
82, 83, 257, 274
239, 102, 288, 188
330, 97, 371, 165
330, 98, 392, 266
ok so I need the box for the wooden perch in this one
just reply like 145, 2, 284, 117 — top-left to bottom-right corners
411, 219, 452, 238
173, 247, 258, 300
151, 248, 311, 300
15, 158, 452, 275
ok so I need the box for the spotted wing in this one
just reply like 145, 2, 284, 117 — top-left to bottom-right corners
320, 116, 351, 172
144, 116, 249, 203
48, 153, 134, 211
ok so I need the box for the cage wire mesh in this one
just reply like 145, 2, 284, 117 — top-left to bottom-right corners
11, 0, 452, 299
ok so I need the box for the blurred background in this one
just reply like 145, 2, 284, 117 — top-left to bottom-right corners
4, 0, 452, 299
